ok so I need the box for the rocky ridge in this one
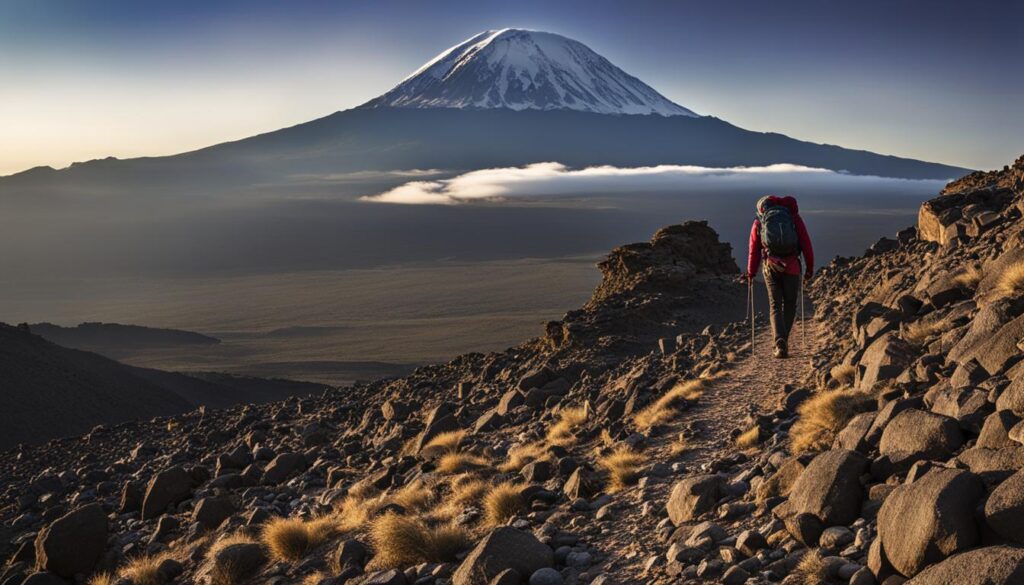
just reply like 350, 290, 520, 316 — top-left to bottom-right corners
4, 156, 1024, 585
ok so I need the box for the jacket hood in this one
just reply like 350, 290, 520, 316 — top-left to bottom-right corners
757, 195, 799, 215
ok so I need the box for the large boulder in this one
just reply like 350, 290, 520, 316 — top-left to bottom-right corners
261, 453, 307, 485
907, 546, 1024, 585
858, 333, 916, 391
983, 468, 1024, 543
451, 527, 553, 585
877, 468, 985, 577
775, 450, 867, 545
192, 496, 236, 531
142, 466, 193, 520
876, 409, 963, 475
955, 446, 1024, 486
666, 475, 724, 526
977, 410, 1021, 449
996, 371, 1024, 415
964, 313, 1024, 376
34, 503, 108, 578
208, 540, 267, 583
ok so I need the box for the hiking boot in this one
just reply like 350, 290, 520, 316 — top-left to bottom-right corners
774, 341, 788, 359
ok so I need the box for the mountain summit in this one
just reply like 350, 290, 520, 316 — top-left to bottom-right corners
362, 28, 698, 117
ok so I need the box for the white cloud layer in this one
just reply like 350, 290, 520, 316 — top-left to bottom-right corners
361, 162, 943, 205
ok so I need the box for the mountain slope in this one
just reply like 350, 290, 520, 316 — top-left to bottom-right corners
362, 28, 697, 117
0, 324, 327, 449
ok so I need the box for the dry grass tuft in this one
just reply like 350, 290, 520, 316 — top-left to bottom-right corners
791, 549, 828, 585
498, 442, 548, 473
546, 405, 589, 445
436, 452, 490, 474
421, 430, 466, 458
955, 264, 984, 290
367, 513, 471, 569
261, 516, 337, 562
996, 261, 1024, 299
389, 480, 436, 512
483, 482, 527, 526
734, 426, 761, 450
634, 380, 704, 431
668, 434, 690, 457
120, 552, 173, 585
598, 447, 647, 492
830, 363, 857, 386
790, 389, 875, 453
302, 572, 326, 585
903, 319, 947, 346
88, 573, 114, 585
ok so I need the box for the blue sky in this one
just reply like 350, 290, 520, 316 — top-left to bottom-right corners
1, 0, 1021, 175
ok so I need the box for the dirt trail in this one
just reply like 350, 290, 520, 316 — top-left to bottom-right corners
588, 321, 818, 583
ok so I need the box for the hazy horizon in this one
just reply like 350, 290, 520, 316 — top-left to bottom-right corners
2, 0, 1022, 176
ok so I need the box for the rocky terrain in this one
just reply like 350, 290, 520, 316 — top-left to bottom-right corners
3, 155, 1024, 585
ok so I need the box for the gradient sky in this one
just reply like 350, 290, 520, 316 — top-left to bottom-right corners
2, 0, 1021, 176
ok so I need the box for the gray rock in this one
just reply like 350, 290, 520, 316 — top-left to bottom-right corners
666, 475, 723, 526
34, 503, 108, 578
141, 466, 193, 520
877, 468, 985, 577
452, 527, 553, 585
908, 545, 1024, 584
983, 468, 1024, 544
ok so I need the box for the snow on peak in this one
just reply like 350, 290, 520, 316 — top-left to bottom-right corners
361, 28, 698, 117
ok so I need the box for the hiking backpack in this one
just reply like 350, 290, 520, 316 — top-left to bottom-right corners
758, 204, 800, 256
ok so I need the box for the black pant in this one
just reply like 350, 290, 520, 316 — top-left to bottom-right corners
764, 268, 800, 348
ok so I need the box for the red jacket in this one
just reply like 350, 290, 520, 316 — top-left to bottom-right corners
747, 195, 814, 277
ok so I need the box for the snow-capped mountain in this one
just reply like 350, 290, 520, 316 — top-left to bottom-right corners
361, 28, 698, 117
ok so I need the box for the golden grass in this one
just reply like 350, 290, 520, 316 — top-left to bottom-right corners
667, 434, 690, 457
483, 482, 527, 527
498, 442, 548, 473
633, 379, 704, 431
734, 426, 761, 450
261, 516, 337, 562
421, 430, 465, 458
332, 480, 439, 531
546, 405, 589, 445
597, 447, 647, 492
996, 260, 1024, 299
436, 452, 490, 474
87, 573, 114, 585
790, 389, 875, 453
302, 572, 326, 585
367, 513, 471, 569
954, 264, 983, 290
120, 552, 173, 585
791, 550, 828, 585
389, 480, 436, 512
903, 319, 946, 346
830, 363, 857, 386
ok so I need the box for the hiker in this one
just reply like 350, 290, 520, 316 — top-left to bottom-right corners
744, 195, 814, 358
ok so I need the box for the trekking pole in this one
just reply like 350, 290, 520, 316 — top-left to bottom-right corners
749, 277, 755, 355
800, 275, 806, 354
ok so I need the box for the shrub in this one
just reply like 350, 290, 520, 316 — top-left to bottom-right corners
87, 573, 114, 585
262, 516, 336, 562
996, 260, 1024, 299
903, 319, 946, 346
791, 549, 827, 585
597, 447, 646, 492
830, 363, 856, 386
546, 405, 589, 445
421, 430, 465, 458
368, 513, 471, 569
498, 442, 548, 473
120, 552, 173, 585
634, 380, 704, 431
734, 426, 761, 450
482, 482, 526, 526
790, 389, 874, 453
954, 264, 983, 290
436, 452, 490, 474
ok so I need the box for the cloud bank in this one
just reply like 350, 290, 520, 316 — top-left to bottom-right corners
360, 162, 945, 205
